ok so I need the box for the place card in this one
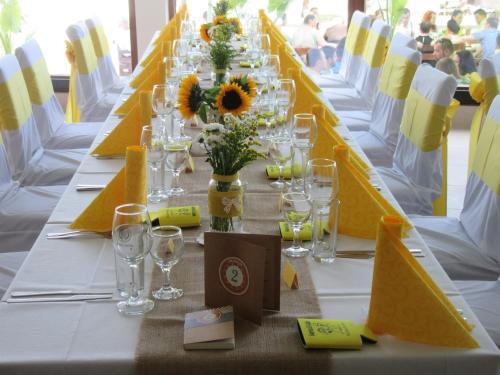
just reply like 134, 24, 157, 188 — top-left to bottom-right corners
204, 232, 281, 324
282, 261, 298, 289
184, 306, 235, 350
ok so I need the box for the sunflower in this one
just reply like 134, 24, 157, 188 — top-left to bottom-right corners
200, 23, 211, 43
216, 82, 251, 116
178, 74, 203, 119
230, 18, 242, 34
229, 75, 256, 98
213, 16, 229, 26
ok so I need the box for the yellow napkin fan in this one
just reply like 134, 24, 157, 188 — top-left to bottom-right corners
367, 216, 479, 348
332, 145, 411, 239
69, 146, 147, 232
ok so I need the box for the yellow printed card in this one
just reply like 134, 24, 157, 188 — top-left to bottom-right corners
297, 319, 362, 350
150, 206, 201, 228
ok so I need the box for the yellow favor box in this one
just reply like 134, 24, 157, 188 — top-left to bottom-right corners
150, 206, 201, 228
266, 164, 302, 179
297, 319, 362, 350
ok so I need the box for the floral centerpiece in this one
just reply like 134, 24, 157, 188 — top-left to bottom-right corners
197, 116, 264, 232
200, 0, 242, 43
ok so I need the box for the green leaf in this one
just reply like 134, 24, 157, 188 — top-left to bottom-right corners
267, 0, 291, 18
228, 0, 247, 9
199, 104, 208, 124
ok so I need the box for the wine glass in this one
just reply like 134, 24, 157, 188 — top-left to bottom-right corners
141, 125, 167, 203
165, 56, 180, 84
269, 137, 292, 190
246, 47, 261, 76
150, 226, 184, 300
291, 113, 318, 191
166, 83, 191, 142
282, 192, 312, 258
112, 204, 154, 315
152, 84, 176, 136
276, 78, 296, 137
259, 98, 276, 140
165, 143, 188, 196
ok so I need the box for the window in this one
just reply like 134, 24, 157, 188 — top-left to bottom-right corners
0, 0, 132, 76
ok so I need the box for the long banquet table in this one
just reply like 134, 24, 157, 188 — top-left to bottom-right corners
0, 33, 499, 375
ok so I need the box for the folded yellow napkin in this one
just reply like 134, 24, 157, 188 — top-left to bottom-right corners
92, 104, 142, 157
367, 216, 478, 348
139, 90, 152, 126
333, 145, 411, 239
114, 70, 160, 116
150, 206, 201, 227
311, 104, 370, 176
69, 146, 147, 232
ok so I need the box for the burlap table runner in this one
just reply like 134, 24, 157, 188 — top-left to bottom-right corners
135, 121, 332, 374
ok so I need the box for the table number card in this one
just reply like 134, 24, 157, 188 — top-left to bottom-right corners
204, 232, 281, 324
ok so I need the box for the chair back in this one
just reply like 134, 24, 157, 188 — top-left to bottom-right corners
85, 18, 120, 91
389, 32, 417, 50
339, 11, 370, 84
0, 54, 43, 180
66, 22, 103, 114
354, 19, 391, 104
370, 44, 421, 150
15, 39, 65, 145
461, 95, 500, 261
392, 64, 457, 214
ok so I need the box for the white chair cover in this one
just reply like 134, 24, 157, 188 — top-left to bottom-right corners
15, 39, 101, 149
311, 11, 370, 89
85, 18, 124, 94
377, 64, 457, 215
66, 23, 118, 122
338, 32, 418, 131
0, 54, 83, 186
0, 140, 64, 252
323, 19, 390, 111
0, 251, 28, 297
455, 279, 500, 347
350, 45, 422, 167
410, 96, 500, 280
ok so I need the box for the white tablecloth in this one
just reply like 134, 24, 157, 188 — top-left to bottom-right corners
0, 35, 498, 375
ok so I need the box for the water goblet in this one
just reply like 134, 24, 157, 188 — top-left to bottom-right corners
282, 192, 312, 258
269, 137, 292, 190
112, 203, 154, 315
291, 113, 318, 191
150, 226, 184, 300
165, 143, 188, 196
141, 125, 168, 203
152, 83, 176, 136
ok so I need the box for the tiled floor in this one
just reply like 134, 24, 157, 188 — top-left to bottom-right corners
447, 129, 469, 218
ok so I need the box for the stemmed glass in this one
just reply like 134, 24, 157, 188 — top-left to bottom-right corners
305, 159, 340, 263
282, 192, 312, 258
276, 78, 296, 137
141, 125, 167, 203
152, 83, 176, 137
269, 137, 292, 190
149, 225, 184, 300
246, 47, 261, 76
259, 98, 276, 140
165, 143, 188, 196
112, 204, 154, 315
165, 56, 180, 85
166, 83, 191, 142
291, 113, 318, 192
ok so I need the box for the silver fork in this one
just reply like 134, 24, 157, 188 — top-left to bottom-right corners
46, 231, 108, 239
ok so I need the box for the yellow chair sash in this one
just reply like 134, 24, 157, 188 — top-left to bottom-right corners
378, 54, 418, 100
21, 58, 54, 106
64, 40, 80, 122
362, 30, 388, 68
0, 70, 33, 131
472, 114, 500, 195
344, 21, 368, 56
400, 89, 448, 152
71, 34, 98, 75
89, 24, 110, 58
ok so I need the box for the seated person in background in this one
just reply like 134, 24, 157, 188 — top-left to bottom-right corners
474, 9, 488, 31
332, 37, 345, 74
454, 50, 477, 76
324, 23, 347, 43
436, 57, 460, 79
431, 38, 454, 67
395, 8, 414, 38
322, 45, 336, 72
460, 16, 499, 58
292, 14, 326, 49
446, 19, 462, 42
306, 48, 328, 73
451, 9, 466, 36
416, 22, 433, 49
422, 10, 437, 37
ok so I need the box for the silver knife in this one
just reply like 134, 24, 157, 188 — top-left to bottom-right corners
11, 290, 114, 298
75, 184, 105, 191
6, 294, 113, 303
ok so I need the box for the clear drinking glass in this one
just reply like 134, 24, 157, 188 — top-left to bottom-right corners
291, 113, 318, 192
259, 98, 276, 140
165, 143, 188, 196
276, 78, 296, 137
152, 84, 176, 137
246, 47, 261, 76
150, 225, 184, 300
141, 125, 168, 203
269, 137, 292, 190
112, 204, 154, 315
282, 192, 312, 258
312, 199, 340, 263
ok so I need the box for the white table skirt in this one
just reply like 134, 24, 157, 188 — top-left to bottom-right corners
0, 34, 498, 375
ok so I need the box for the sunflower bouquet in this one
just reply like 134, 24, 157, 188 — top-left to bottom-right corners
200, 16, 242, 43
197, 115, 265, 232
178, 73, 256, 124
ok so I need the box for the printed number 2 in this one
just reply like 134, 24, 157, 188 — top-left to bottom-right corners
231, 269, 239, 282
